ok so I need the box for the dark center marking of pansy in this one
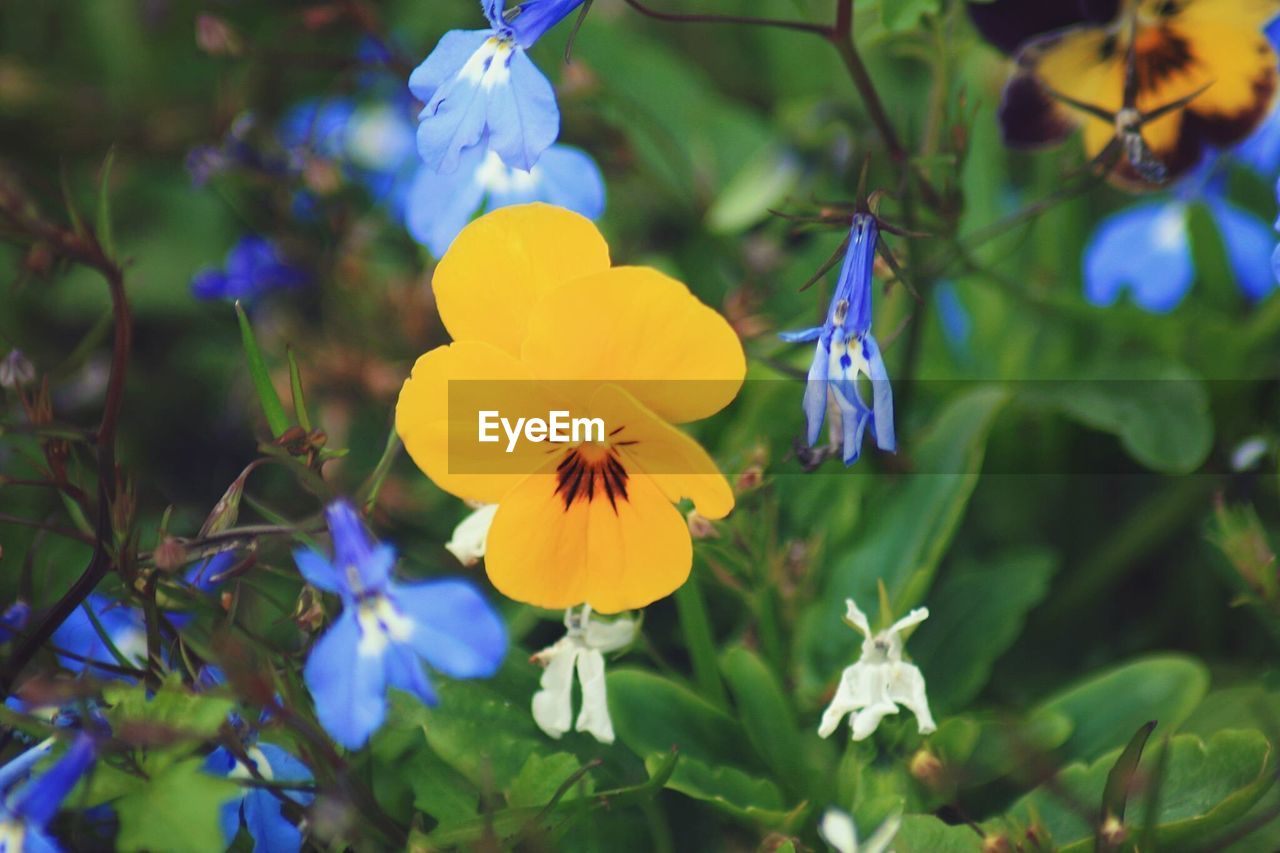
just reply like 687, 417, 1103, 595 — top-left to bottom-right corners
555, 445, 630, 512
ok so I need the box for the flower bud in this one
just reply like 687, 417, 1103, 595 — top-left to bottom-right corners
686, 510, 719, 540
0, 349, 35, 389
195, 14, 242, 57
909, 748, 945, 788
153, 538, 188, 573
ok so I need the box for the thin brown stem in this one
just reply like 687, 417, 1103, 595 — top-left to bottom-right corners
619, 0, 830, 37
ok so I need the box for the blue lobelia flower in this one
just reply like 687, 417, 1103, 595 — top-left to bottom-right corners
781, 213, 896, 466
0, 734, 96, 853
504, 0, 588, 46
299, 500, 507, 749
1083, 165, 1277, 313
50, 594, 147, 679
409, 0, 576, 173
405, 141, 605, 256
0, 601, 30, 643
278, 99, 358, 163
205, 743, 313, 853
190, 236, 309, 302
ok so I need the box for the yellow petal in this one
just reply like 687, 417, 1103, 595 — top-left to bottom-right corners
433, 204, 612, 356
395, 340, 561, 504
484, 458, 693, 614
521, 266, 746, 423
589, 384, 734, 520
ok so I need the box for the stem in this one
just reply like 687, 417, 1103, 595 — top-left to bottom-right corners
829, 1, 905, 161
0, 184, 133, 695
619, 0, 830, 37
674, 574, 728, 710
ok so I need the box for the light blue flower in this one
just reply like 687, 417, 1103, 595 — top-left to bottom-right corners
205, 743, 313, 853
0, 734, 96, 853
406, 142, 605, 256
1083, 175, 1276, 313
50, 594, 147, 678
409, 1, 569, 173
780, 213, 896, 466
299, 500, 506, 749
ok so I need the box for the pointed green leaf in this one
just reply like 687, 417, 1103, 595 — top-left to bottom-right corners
234, 301, 290, 438
286, 346, 312, 432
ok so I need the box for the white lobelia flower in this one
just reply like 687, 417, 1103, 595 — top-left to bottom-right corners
530, 604, 637, 744
818, 598, 936, 742
819, 808, 901, 853
444, 503, 498, 566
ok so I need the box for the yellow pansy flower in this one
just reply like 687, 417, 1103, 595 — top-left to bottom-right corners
395, 204, 746, 613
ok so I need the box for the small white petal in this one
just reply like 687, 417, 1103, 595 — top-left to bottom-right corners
818, 663, 868, 739
818, 808, 859, 853
888, 607, 928, 636
444, 504, 498, 566
574, 648, 615, 743
886, 662, 936, 735
843, 598, 871, 637
851, 701, 899, 741
531, 641, 578, 739
583, 615, 637, 654
863, 813, 902, 853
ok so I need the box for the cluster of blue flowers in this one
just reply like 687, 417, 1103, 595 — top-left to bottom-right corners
782, 213, 896, 466
188, 4, 606, 300
407, 0, 605, 255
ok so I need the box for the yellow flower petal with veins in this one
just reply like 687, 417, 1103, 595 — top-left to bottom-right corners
395, 204, 745, 613
521, 266, 746, 424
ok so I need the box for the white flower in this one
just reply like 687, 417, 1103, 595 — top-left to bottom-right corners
444, 504, 498, 566
819, 808, 901, 853
530, 605, 637, 744
818, 598, 936, 741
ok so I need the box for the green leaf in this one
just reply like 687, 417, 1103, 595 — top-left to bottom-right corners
508, 752, 594, 808
1003, 730, 1275, 851
286, 346, 312, 432
102, 677, 236, 744
419, 680, 569, 792
235, 301, 290, 438
910, 550, 1057, 712
1100, 721, 1157, 848
608, 668, 755, 769
800, 387, 1009, 697
881, 0, 940, 31
719, 647, 808, 796
929, 711, 1072, 790
1031, 655, 1209, 765
705, 143, 801, 234
1019, 364, 1212, 474
646, 753, 802, 828
95, 146, 116, 258
895, 814, 985, 852
115, 758, 240, 853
